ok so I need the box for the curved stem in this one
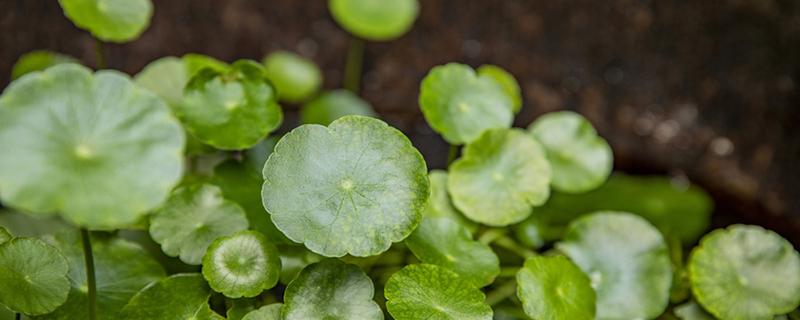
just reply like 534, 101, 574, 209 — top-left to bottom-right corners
477, 228, 506, 245
80, 229, 97, 320
93, 38, 106, 69
485, 280, 517, 306
343, 37, 364, 93
494, 236, 537, 259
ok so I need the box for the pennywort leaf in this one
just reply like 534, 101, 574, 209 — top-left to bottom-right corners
300, 89, 377, 126
119, 273, 223, 320
384, 264, 492, 320
448, 128, 551, 226
688, 225, 800, 320
329, 0, 419, 41
516, 255, 596, 320
11, 50, 77, 80
58, 0, 153, 43
202, 230, 281, 298
149, 184, 249, 265
422, 170, 477, 233
0, 238, 70, 315
263, 51, 322, 103
282, 259, 382, 320
419, 63, 514, 145
262, 115, 429, 257
242, 303, 283, 320
0, 64, 185, 229
476, 65, 522, 113
557, 212, 672, 320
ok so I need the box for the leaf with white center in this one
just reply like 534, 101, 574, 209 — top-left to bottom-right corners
385, 264, 492, 320
262, 116, 429, 257
119, 273, 224, 320
0, 238, 70, 315
149, 183, 249, 265
556, 212, 672, 320
516, 255, 595, 320
448, 128, 551, 226
58, 0, 152, 43
202, 230, 281, 298
282, 259, 382, 320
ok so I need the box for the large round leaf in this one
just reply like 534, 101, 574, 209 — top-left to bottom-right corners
242, 304, 282, 320
516, 255, 596, 320
528, 111, 613, 193
476, 65, 521, 113
11, 50, 77, 80
202, 230, 281, 298
39, 232, 165, 320
119, 273, 224, 320
556, 212, 672, 320
300, 89, 376, 126
448, 128, 551, 226
177, 60, 283, 150
149, 184, 249, 265
0, 64, 184, 230
263, 51, 322, 103
58, 0, 152, 43
282, 259, 382, 320
329, 0, 419, 41
422, 170, 476, 232
419, 63, 514, 145
385, 264, 492, 320
262, 116, 429, 257
689, 225, 800, 320
405, 217, 499, 287
0, 238, 69, 315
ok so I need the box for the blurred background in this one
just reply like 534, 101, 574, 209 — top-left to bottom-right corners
2, 0, 799, 243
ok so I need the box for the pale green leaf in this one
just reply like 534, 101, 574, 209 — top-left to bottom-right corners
329, 0, 419, 41
422, 170, 477, 233
516, 255, 595, 320
11, 51, 77, 80
300, 89, 376, 126
202, 230, 281, 298
263, 51, 322, 103
58, 0, 152, 43
476, 65, 521, 113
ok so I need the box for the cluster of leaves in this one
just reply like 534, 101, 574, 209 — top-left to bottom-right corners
1, 1, 800, 320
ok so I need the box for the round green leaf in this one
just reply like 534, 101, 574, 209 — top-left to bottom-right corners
422, 170, 477, 233
0, 238, 69, 315
528, 111, 613, 193
149, 184, 249, 265
300, 89, 377, 126
242, 304, 282, 320
177, 60, 283, 150
328, 0, 419, 41
58, 0, 152, 43
0, 64, 184, 229
282, 259, 382, 320
202, 230, 281, 298
263, 51, 322, 103
120, 273, 224, 320
0, 227, 10, 244
556, 212, 672, 320
39, 232, 165, 320
689, 225, 800, 320
405, 217, 499, 287
279, 247, 323, 285
448, 128, 551, 226
385, 264, 492, 320
476, 65, 521, 113
516, 255, 596, 320
11, 50, 77, 80
419, 63, 514, 145
134, 56, 187, 107
262, 115, 429, 257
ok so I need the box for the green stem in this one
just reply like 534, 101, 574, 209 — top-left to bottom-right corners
477, 228, 506, 245
494, 236, 537, 259
485, 280, 517, 306
93, 39, 106, 69
80, 229, 97, 320
447, 144, 459, 166
343, 37, 364, 93
498, 267, 521, 277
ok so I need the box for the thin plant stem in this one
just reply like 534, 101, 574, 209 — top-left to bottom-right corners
343, 37, 364, 93
494, 236, 537, 259
80, 229, 97, 320
485, 280, 517, 306
93, 38, 106, 69
477, 228, 506, 245
447, 144, 458, 166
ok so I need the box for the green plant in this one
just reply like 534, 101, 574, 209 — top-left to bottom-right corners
2, 2, 800, 320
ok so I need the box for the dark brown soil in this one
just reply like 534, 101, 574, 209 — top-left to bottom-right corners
2, 0, 800, 243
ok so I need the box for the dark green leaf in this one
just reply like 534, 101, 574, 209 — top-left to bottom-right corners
119, 273, 224, 320
0, 238, 70, 315
242, 304, 282, 320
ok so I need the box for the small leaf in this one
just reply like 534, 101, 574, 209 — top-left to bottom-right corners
516, 255, 596, 320
0, 227, 9, 244
0, 63, 184, 230
328, 0, 419, 41
242, 304, 283, 320
405, 217, 499, 287
448, 128, 551, 226
149, 184, 249, 265
422, 170, 477, 233
300, 89, 376, 126
39, 232, 165, 320
58, 0, 152, 43
262, 116, 429, 257
119, 273, 224, 320
282, 259, 382, 320
0, 238, 70, 315
674, 300, 715, 320
225, 298, 258, 320
528, 111, 613, 193
384, 264, 492, 320
512, 215, 552, 249
263, 51, 322, 103
688, 225, 800, 320
202, 230, 281, 298
177, 60, 283, 150
419, 63, 514, 145
556, 212, 672, 320
278, 246, 323, 285
11, 50, 77, 80
476, 65, 521, 113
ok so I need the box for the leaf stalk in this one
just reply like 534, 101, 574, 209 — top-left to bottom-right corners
80, 228, 97, 320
